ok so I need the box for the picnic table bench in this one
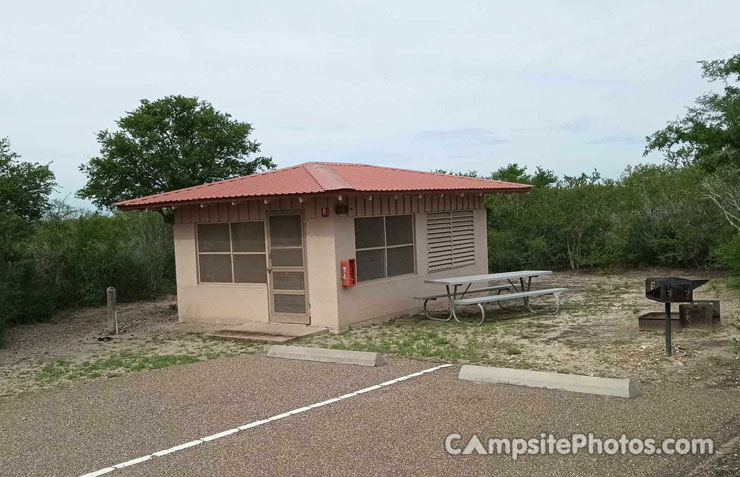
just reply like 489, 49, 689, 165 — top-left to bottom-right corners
423, 271, 567, 325
454, 287, 567, 325
414, 285, 511, 321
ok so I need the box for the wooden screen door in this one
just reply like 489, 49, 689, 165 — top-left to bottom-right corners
266, 212, 309, 324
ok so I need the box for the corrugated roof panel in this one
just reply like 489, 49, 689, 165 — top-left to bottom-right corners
115, 162, 530, 209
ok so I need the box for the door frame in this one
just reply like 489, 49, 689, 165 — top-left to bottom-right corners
265, 210, 310, 324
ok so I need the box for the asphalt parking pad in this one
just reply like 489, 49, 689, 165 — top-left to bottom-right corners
0, 355, 435, 477
2, 354, 740, 476
115, 371, 740, 477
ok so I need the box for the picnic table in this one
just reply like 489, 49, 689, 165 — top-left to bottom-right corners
419, 270, 565, 324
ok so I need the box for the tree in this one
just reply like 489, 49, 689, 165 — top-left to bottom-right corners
645, 54, 740, 172
434, 169, 479, 177
490, 163, 530, 183
0, 138, 56, 221
490, 163, 557, 188
78, 95, 275, 208
703, 168, 740, 233
0, 139, 57, 337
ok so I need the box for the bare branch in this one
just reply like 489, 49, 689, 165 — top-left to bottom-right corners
702, 172, 740, 232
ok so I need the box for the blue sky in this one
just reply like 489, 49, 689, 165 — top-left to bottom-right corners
1, 1, 738, 208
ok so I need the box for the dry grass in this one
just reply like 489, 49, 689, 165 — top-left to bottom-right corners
0, 299, 262, 397
2, 269, 739, 398
299, 269, 740, 387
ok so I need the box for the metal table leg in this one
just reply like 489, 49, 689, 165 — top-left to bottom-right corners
423, 299, 454, 322
476, 303, 486, 325
497, 276, 535, 312
427, 283, 470, 322
509, 276, 537, 313
522, 276, 537, 312
445, 284, 462, 323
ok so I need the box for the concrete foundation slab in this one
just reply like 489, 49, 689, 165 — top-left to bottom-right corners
205, 323, 327, 343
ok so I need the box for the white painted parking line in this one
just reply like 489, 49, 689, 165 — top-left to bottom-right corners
266, 412, 293, 421
152, 439, 203, 457
82, 468, 115, 477
355, 384, 383, 394
78, 363, 452, 477
201, 428, 240, 442
113, 455, 152, 468
238, 419, 269, 430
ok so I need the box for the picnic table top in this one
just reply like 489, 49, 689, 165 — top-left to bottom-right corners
424, 270, 553, 286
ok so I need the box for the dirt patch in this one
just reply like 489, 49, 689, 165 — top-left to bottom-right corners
298, 269, 740, 387
2, 269, 739, 397
0, 298, 262, 397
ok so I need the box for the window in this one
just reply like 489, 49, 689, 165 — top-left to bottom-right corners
197, 222, 267, 283
354, 215, 415, 282
427, 210, 475, 272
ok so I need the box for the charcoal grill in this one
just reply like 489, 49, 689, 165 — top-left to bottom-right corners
644, 277, 708, 356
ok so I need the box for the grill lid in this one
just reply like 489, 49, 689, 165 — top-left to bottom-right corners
645, 277, 709, 303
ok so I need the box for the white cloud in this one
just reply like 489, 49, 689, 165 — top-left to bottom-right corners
0, 0, 737, 207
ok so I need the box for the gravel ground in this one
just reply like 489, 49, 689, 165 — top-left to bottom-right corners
0, 298, 260, 397
1, 354, 739, 477
301, 269, 740, 387
2, 269, 738, 398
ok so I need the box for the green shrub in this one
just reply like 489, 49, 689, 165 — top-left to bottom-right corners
0, 207, 175, 342
486, 164, 729, 271
28, 208, 175, 307
715, 235, 740, 289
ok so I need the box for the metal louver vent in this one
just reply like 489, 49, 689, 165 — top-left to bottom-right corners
426, 210, 475, 272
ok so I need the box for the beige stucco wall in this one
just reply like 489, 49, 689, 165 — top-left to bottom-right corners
174, 223, 270, 325
303, 214, 340, 329
333, 208, 488, 330
171, 195, 489, 330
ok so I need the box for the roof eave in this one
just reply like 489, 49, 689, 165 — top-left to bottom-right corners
115, 187, 531, 211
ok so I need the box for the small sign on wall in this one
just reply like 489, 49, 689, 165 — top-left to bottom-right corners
320, 207, 329, 217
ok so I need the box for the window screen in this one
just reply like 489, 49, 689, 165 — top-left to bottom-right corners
269, 215, 302, 247
197, 223, 230, 252
199, 254, 233, 283
231, 222, 265, 252
355, 217, 385, 249
197, 222, 267, 284
356, 249, 386, 281
272, 271, 305, 290
385, 215, 413, 246
233, 254, 267, 283
354, 215, 415, 282
387, 245, 414, 277
273, 294, 306, 314
426, 210, 475, 272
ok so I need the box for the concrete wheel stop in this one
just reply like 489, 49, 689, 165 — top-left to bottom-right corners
267, 345, 386, 367
459, 365, 637, 398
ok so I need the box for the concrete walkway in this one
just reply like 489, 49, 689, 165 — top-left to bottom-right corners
1, 354, 739, 476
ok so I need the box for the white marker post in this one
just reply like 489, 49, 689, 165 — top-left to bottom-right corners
106, 287, 118, 335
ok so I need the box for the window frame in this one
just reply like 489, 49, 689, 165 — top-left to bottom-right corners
196, 221, 268, 285
354, 214, 416, 283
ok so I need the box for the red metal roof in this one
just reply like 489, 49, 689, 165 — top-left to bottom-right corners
115, 162, 531, 210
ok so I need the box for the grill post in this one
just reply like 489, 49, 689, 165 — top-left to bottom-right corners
665, 302, 671, 356
646, 277, 708, 357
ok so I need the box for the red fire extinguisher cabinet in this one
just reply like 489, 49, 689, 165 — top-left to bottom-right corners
341, 259, 357, 287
